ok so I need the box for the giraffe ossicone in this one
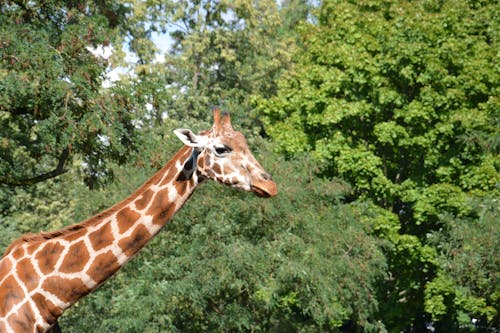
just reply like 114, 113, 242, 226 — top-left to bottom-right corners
0, 108, 277, 333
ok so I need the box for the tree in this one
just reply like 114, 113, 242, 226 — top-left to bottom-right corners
0, 0, 137, 190
425, 195, 499, 332
117, 0, 299, 131
255, 0, 499, 330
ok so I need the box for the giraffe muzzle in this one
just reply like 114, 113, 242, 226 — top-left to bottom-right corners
251, 179, 278, 198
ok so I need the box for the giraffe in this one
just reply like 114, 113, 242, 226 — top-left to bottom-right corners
0, 108, 277, 333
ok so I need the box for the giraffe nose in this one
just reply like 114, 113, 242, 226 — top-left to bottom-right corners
251, 170, 277, 198
261, 172, 273, 181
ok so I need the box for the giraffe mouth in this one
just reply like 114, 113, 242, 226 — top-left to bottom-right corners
251, 180, 278, 198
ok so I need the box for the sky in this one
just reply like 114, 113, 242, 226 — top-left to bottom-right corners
88, 30, 174, 87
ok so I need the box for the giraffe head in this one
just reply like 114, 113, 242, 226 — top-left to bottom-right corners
174, 108, 277, 198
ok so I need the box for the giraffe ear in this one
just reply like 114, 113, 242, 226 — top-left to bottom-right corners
174, 129, 208, 148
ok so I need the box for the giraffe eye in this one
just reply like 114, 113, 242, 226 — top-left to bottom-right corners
214, 145, 232, 156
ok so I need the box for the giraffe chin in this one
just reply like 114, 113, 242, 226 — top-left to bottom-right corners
251, 181, 278, 198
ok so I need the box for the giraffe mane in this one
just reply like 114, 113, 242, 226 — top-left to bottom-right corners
3, 146, 193, 257
2, 207, 121, 257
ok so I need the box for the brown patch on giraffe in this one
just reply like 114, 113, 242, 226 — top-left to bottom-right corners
154, 203, 176, 225
26, 242, 41, 255
0, 276, 23, 317
32, 292, 62, 325
205, 154, 212, 167
86, 251, 121, 285
7, 302, 35, 332
146, 189, 176, 225
11, 245, 25, 260
17, 258, 39, 292
35, 241, 65, 275
0, 321, 6, 332
59, 240, 90, 274
116, 207, 141, 234
118, 224, 151, 256
224, 165, 236, 175
213, 163, 222, 174
146, 189, 168, 216
197, 156, 206, 169
135, 189, 153, 210
174, 180, 188, 195
0, 258, 12, 280
42, 276, 91, 304
89, 222, 114, 251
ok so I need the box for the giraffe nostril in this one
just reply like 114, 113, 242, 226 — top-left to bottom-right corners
261, 172, 273, 181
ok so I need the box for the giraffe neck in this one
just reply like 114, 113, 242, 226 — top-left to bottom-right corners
0, 146, 200, 332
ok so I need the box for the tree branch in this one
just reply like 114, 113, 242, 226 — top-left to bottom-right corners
0, 148, 70, 186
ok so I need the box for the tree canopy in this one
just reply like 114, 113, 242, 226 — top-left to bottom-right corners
0, 0, 138, 189
256, 0, 499, 330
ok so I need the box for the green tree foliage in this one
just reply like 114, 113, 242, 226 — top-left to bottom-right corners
426, 196, 499, 332
0, 168, 78, 252
0, 0, 137, 190
117, 0, 298, 128
256, 0, 499, 330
